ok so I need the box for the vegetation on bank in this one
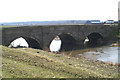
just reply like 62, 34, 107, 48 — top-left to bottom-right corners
0, 26, 17, 28
2, 46, 118, 78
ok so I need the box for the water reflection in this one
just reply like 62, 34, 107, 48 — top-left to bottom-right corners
79, 47, 118, 64
63, 46, 119, 65
97, 47, 118, 64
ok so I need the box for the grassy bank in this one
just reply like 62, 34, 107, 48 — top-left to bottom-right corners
2, 46, 118, 78
0, 26, 17, 28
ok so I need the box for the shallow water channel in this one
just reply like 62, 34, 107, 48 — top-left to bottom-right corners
62, 46, 119, 65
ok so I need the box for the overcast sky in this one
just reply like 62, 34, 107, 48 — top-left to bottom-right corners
0, 0, 119, 22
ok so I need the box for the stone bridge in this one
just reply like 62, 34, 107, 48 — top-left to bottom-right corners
2, 24, 118, 50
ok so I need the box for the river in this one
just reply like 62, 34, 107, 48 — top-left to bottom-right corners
62, 45, 119, 65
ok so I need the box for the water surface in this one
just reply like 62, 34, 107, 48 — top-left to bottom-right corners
62, 46, 119, 65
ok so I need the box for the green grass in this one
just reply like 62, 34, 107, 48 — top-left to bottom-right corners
2, 46, 119, 78
0, 26, 17, 28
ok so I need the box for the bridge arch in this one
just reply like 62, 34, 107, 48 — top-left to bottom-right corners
8, 36, 42, 49
84, 32, 103, 47
49, 33, 78, 51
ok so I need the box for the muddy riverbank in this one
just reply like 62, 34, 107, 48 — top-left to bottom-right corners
62, 42, 119, 65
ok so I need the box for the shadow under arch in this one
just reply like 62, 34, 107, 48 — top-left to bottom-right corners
58, 33, 78, 51
84, 32, 103, 47
9, 36, 42, 49
23, 37, 42, 49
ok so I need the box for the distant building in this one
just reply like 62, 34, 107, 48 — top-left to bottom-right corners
90, 20, 102, 24
85, 20, 102, 24
105, 20, 114, 24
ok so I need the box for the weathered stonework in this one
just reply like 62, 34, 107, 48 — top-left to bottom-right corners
2, 24, 118, 49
